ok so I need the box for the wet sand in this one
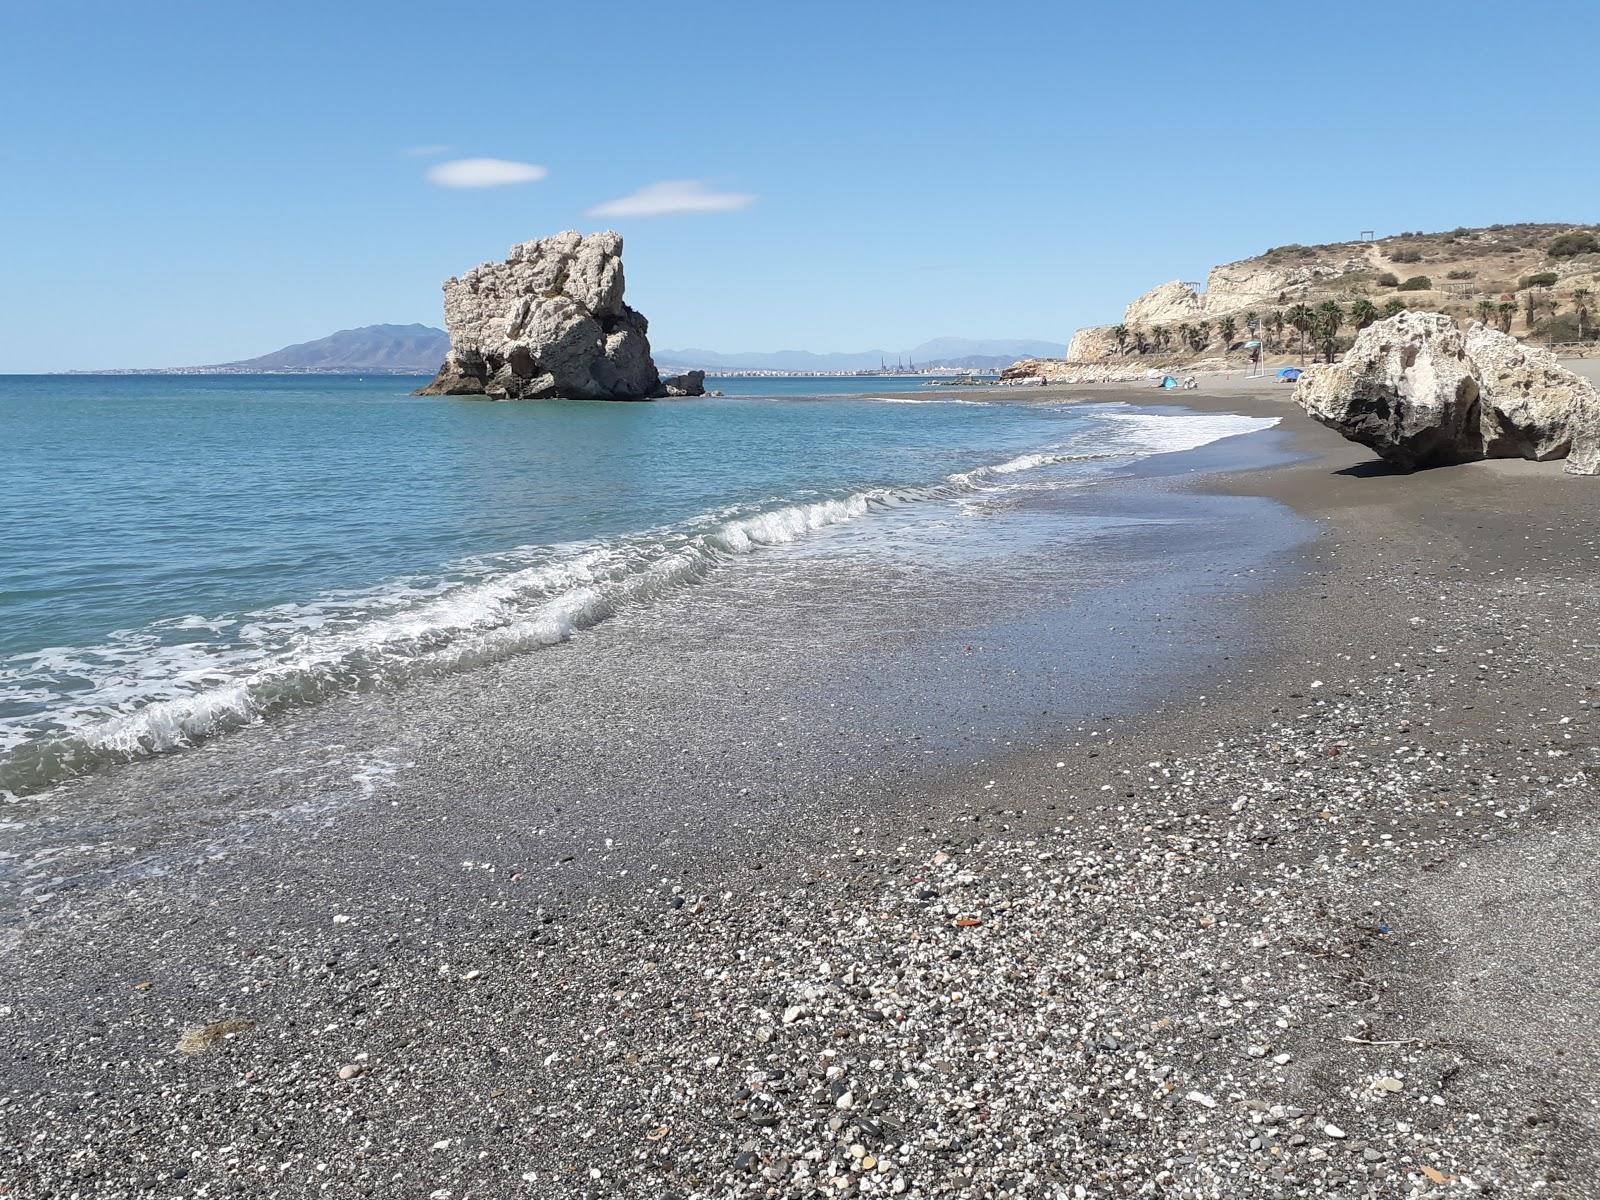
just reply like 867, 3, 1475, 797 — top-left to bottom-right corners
3, 379, 1597, 1199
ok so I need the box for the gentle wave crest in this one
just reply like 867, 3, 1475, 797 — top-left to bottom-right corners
0, 407, 1275, 796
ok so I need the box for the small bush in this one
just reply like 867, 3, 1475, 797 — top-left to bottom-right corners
1376, 272, 1400, 287
1548, 232, 1599, 258
1533, 313, 1597, 343
1446, 269, 1476, 280
1521, 271, 1559, 289
1398, 276, 1432, 291
1386, 247, 1423, 263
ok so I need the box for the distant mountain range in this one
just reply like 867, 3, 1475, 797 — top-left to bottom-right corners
79, 330, 1060, 376
200, 324, 449, 374
654, 338, 1063, 373
73, 324, 451, 375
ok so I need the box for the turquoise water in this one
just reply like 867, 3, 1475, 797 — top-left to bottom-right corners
0, 374, 1273, 794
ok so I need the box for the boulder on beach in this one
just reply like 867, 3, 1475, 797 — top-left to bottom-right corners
416, 231, 703, 401
1294, 311, 1599, 475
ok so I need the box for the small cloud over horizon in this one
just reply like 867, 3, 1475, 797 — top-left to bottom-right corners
588, 180, 755, 218
403, 144, 453, 158
425, 158, 548, 188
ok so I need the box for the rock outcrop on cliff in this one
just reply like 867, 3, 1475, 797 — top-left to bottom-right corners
1123, 280, 1206, 328
417, 231, 702, 401
1295, 311, 1599, 475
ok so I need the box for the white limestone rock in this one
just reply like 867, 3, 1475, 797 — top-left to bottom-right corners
418, 230, 675, 401
1295, 310, 1600, 475
1463, 323, 1600, 473
1295, 311, 1482, 470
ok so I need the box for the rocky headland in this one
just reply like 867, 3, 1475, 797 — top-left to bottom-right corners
1005, 223, 1600, 381
416, 231, 704, 401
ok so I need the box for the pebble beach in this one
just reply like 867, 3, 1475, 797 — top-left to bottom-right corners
3, 378, 1597, 1199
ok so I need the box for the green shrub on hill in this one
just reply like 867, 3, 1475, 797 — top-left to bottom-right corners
1261, 244, 1318, 264
1445, 269, 1476, 280
1521, 271, 1558, 289
1386, 248, 1423, 263
1376, 272, 1400, 287
1398, 276, 1432, 291
1548, 232, 1599, 258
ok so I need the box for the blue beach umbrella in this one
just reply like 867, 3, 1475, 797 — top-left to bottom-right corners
1276, 367, 1302, 382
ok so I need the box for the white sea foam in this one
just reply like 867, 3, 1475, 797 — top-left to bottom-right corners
1094, 409, 1279, 455
0, 405, 1279, 795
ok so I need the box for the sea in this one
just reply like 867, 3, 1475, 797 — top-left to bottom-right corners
0, 373, 1284, 799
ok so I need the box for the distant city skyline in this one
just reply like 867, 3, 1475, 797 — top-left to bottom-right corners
2, 0, 1597, 372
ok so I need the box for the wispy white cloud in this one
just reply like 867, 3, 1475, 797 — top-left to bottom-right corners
404, 144, 453, 158
588, 180, 755, 218
425, 158, 549, 188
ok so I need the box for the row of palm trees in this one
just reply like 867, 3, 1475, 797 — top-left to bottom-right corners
1478, 285, 1594, 337
1110, 297, 1407, 365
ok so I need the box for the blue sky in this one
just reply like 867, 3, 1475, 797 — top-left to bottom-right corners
2, 0, 1596, 371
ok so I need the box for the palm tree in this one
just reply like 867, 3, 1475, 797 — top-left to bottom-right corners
1267, 309, 1286, 348
1475, 298, 1496, 325
1383, 298, 1408, 319
1349, 298, 1378, 332
1575, 287, 1592, 341
1314, 301, 1344, 364
1152, 325, 1171, 352
1176, 323, 1192, 351
1496, 300, 1516, 333
1112, 324, 1129, 355
1525, 289, 1542, 329
1190, 320, 1211, 352
1244, 311, 1260, 336
1217, 315, 1238, 347
1132, 327, 1150, 354
1285, 303, 1315, 365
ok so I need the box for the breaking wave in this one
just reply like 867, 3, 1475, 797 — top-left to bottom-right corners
0, 407, 1275, 796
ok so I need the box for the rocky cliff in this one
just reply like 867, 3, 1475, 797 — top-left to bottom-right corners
1057, 223, 1600, 367
417, 231, 702, 401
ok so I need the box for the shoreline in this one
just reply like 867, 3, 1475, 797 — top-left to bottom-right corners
3, 381, 1597, 1197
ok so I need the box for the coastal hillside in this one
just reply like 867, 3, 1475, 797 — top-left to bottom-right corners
1023, 223, 1600, 379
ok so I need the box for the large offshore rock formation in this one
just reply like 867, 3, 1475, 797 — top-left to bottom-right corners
1295, 311, 1599, 475
416, 231, 700, 400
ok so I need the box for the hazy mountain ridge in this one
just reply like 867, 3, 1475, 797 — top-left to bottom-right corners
211, 324, 450, 373
70, 324, 451, 375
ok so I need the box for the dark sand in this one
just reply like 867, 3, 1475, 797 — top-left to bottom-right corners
2, 378, 1597, 1199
